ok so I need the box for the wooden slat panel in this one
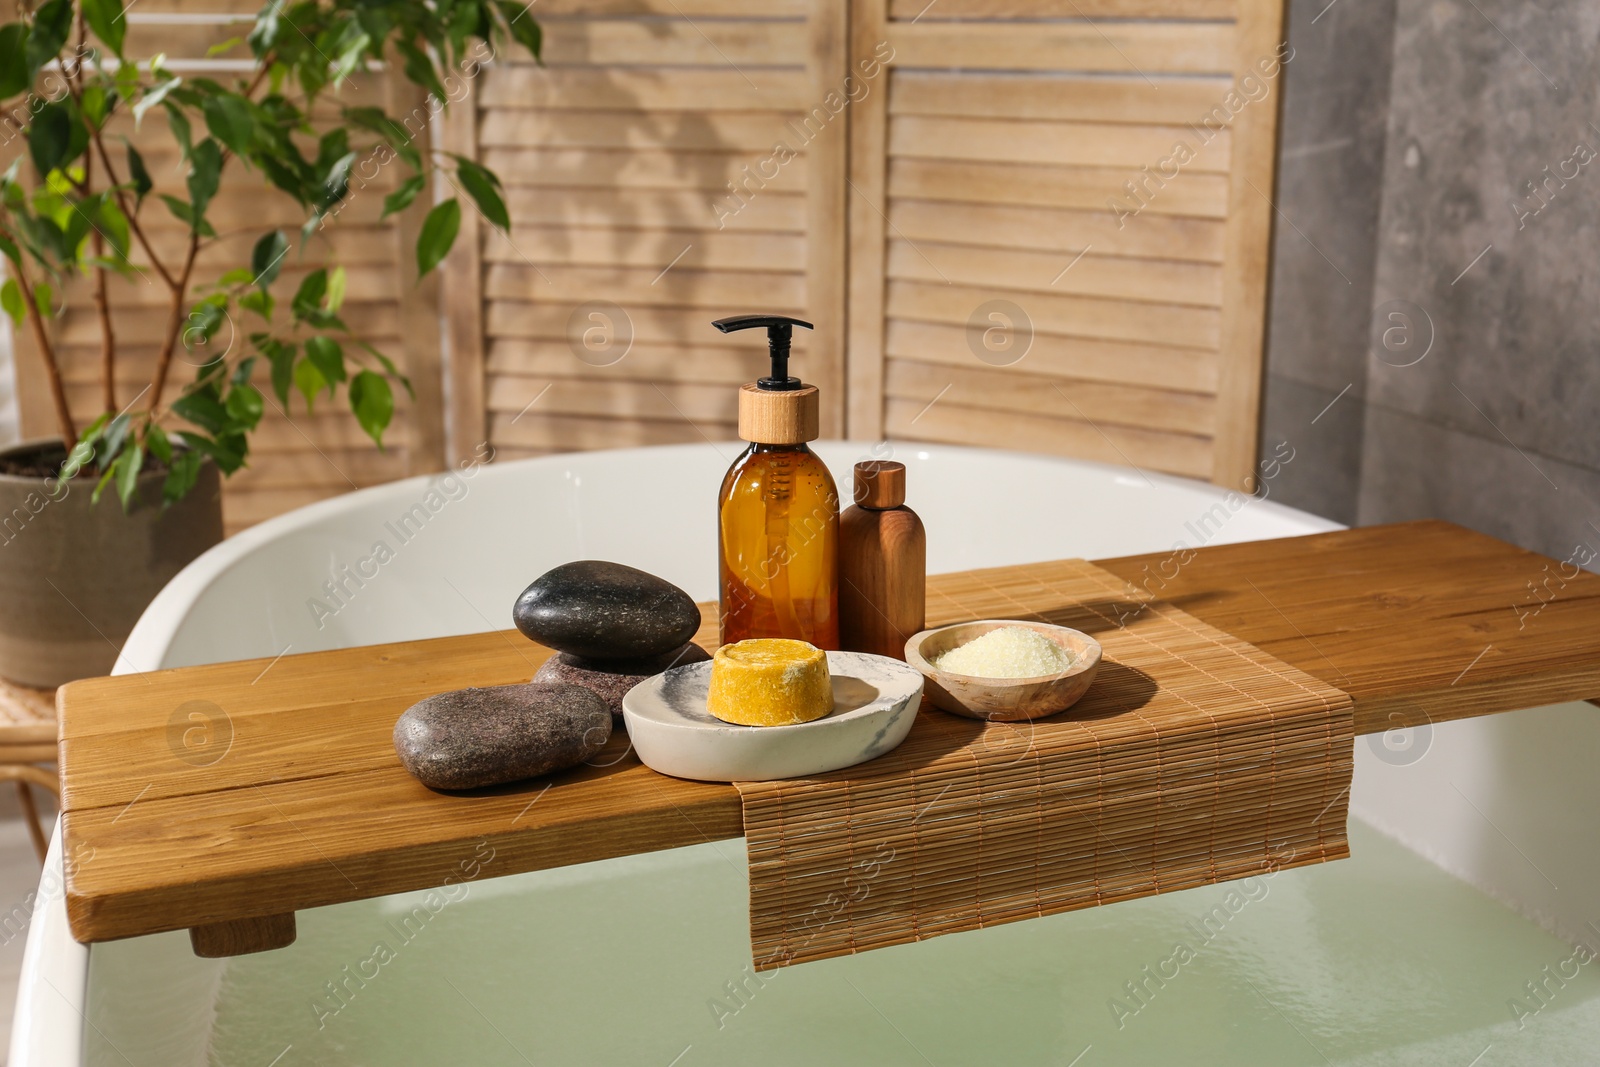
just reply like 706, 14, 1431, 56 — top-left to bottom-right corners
888, 280, 1221, 350
490, 412, 737, 451
888, 0, 1235, 16
483, 148, 809, 194
890, 400, 1213, 480
504, 187, 806, 232
484, 263, 806, 311
884, 358, 1215, 436
885, 240, 1224, 306
889, 199, 1228, 263
888, 158, 1230, 220
486, 302, 794, 346
480, 66, 810, 111
884, 319, 1219, 393
486, 378, 738, 423
891, 71, 1233, 125
891, 115, 1232, 173
482, 227, 806, 271
540, 18, 806, 68
488, 339, 769, 384
885, 396, 1213, 477
886, 21, 1235, 74
480, 109, 809, 153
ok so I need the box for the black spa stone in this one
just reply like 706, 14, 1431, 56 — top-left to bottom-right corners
533, 641, 712, 720
512, 560, 701, 660
393, 682, 610, 790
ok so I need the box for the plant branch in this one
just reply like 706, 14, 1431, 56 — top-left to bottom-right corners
5, 251, 78, 448
146, 235, 201, 412
87, 128, 176, 289
84, 140, 115, 413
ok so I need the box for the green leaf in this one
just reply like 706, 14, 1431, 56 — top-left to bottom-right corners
343, 106, 420, 169
304, 335, 345, 384
186, 138, 223, 228
293, 357, 328, 412
382, 174, 425, 219
497, 0, 542, 63
325, 265, 346, 313
82, 0, 127, 58
0, 25, 28, 100
171, 391, 230, 434
201, 93, 255, 157
0, 233, 19, 267
124, 141, 153, 204
415, 198, 460, 278
175, 430, 245, 474
291, 268, 327, 320
158, 195, 218, 237
145, 423, 173, 464
217, 268, 255, 287
262, 338, 295, 404
206, 35, 243, 58
81, 85, 112, 129
251, 230, 288, 289
453, 157, 509, 232
395, 39, 448, 104
162, 449, 204, 505
32, 280, 52, 318
0, 280, 23, 326
25, 0, 72, 81
239, 289, 273, 320
27, 100, 73, 176
348, 370, 394, 447
99, 411, 132, 462
225, 383, 264, 429
113, 442, 145, 511
160, 100, 191, 155
98, 198, 131, 260
132, 77, 181, 128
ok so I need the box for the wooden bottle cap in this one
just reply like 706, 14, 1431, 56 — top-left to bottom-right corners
853, 460, 905, 508
738, 382, 820, 444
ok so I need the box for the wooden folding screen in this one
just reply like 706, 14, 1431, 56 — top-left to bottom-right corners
442, 0, 848, 464
8, 0, 1287, 528
844, 0, 1284, 489
8, 1, 445, 534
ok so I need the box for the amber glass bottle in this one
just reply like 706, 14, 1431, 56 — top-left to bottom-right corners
718, 442, 839, 647
711, 314, 839, 649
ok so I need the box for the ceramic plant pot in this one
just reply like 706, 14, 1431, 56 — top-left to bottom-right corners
0, 438, 224, 688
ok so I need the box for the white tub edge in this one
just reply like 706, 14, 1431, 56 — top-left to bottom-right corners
10, 821, 85, 1067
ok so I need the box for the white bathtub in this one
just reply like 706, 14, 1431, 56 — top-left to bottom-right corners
14, 442, 1600, 1066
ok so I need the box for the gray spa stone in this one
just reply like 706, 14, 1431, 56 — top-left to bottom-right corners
393, 682, 610, 790
513, 560, 701, 660
532, 642, 712, 720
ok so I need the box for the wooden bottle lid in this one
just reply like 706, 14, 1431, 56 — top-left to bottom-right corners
853, 460, 905, 508
738, 382, 820, 444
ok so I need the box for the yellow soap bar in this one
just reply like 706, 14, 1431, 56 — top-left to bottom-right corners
707, 639, 833, 727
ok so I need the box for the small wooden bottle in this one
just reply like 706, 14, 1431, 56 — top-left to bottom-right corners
839, 461, 925, 660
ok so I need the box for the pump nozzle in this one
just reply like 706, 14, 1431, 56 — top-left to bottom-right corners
712, 315, 814, 391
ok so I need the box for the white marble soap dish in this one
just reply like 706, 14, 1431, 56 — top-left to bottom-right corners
621, 651, 925, 782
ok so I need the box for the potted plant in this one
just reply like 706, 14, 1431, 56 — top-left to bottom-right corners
0, 0, 537, 687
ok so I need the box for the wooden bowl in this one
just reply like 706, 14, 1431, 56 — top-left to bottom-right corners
904, 619, 1103, 721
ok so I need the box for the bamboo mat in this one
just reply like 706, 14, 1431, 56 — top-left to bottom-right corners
735, 559, 1354, 969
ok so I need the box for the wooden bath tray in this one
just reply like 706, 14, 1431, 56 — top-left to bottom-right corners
56, 520, 1600, 955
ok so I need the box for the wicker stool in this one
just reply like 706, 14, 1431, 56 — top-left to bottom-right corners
0, 680, 58, 862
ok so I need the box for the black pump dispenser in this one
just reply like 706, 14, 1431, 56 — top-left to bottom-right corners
712, 314, 813, 392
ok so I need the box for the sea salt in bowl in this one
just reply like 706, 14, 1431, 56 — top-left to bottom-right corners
904, 619, 1103, 722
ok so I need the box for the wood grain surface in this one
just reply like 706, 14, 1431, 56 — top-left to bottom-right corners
57, 520, 1600, 948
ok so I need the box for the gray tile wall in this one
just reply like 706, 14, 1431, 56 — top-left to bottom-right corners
1260, 0, 1600, 563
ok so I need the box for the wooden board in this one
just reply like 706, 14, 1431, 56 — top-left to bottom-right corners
845, 0, 1288, 494
57, 521, 1600, 948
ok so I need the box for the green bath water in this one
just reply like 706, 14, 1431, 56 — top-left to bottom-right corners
89, 821, 1600, 1066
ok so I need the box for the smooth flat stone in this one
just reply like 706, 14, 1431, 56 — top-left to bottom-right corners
513, 560, 701, 660
532, 642, 712, 720
393, 683, 610, 791
621, 651, 925, 783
